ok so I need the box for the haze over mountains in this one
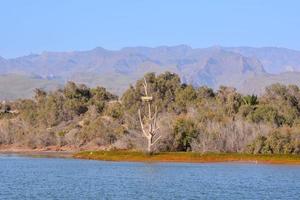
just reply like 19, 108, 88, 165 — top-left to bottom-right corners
0, 45, 300, 100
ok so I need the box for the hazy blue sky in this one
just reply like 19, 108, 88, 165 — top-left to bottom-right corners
0, 0, 299, 58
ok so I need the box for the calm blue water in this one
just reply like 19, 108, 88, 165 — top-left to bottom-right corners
0, 155, 300, 200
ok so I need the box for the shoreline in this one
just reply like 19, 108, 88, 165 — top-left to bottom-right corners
73, 151, 300, 165
1, 148, 300, 165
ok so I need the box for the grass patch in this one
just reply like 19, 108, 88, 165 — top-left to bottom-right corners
74, 150, 300, 165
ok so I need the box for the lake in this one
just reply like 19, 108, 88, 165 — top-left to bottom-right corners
0, 155, 300, 199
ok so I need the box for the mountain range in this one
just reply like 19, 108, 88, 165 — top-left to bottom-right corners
0, 45, 300, 100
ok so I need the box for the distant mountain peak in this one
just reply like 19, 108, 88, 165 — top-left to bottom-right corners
1, 45, 300, 99
92, 47, 110, 52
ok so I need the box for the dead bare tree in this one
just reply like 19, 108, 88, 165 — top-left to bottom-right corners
138, 78, 161, 153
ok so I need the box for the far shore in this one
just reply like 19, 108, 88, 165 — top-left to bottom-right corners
1, 147, 300, 165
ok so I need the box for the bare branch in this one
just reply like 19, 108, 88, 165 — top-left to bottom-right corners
151, 135, 162, 146
148, 102, 151, 120
138, 109, 149, 138
149, 122, 153, 135
138, 77, 161, 153
153, 127, 160, 133
143, 78, 148, 96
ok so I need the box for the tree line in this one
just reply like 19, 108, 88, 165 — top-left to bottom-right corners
0, 71, 299, 154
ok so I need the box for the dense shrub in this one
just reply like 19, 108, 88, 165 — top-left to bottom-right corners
248, 130, 300, 154
173, 117, 197, 151
1, 72, 300, 154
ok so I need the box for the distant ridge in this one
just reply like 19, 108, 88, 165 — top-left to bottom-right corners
0, 45, 300, 99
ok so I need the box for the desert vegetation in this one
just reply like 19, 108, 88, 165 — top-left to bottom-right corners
0, 72, 300, 155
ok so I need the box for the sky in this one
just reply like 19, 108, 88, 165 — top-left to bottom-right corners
0, 0, 299, 58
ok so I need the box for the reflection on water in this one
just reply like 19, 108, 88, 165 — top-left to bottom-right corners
0, 155, 300, 199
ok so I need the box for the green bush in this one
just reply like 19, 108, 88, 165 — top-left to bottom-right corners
173, 117, 197, 151
248, 131, 299, 154
248, 106, 284, 126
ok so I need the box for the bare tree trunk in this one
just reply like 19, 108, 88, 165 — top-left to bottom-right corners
138, 78, 161, 153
